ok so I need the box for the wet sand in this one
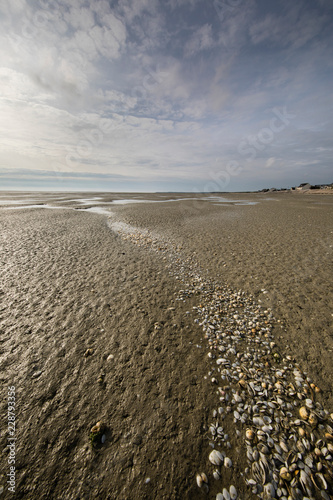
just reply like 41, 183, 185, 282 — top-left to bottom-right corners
0, 192, 332, 499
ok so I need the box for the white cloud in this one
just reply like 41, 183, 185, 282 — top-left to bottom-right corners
184, 24, 214, 56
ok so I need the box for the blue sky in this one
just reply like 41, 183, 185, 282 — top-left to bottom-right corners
0, 0, 332, 192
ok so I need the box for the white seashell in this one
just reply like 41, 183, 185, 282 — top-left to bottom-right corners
201, 472, 208, 484
229, 485, 237, 499
321, 447, 328, 457
210, 425, 217, 436
222, 488, 230, 500
213, 470, 221, 480
234, 393, 242, 403
246, 428, 255, 440
101, 434, 106, 444
253, 416, 264, 427
262, 425, 272, 433
209, 450, 224, 466
264, 483, 275, 497
196, 474, 203, 488
280, 440, 289, 453
224, 457, 232, 468
216, 494, 224, 500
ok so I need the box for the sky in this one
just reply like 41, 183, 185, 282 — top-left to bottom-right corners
0, 0, 332, 192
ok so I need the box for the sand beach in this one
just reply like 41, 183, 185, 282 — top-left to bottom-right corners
0, 191, 332, 499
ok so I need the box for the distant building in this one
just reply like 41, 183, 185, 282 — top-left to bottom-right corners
296, 183, 311, 191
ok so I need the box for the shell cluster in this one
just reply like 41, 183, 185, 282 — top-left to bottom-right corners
108, 217, 333, 499
191, 284, 333, 499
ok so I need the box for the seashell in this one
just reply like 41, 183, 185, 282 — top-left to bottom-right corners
201, 473, 208, 484
213, 470, 221, 480
238, 379, 246, 388
325, 432, 333, 441
299, 406, 309, 420
224, 457, 232, 468
289, 463, 297, 472
308, 413, 318, 427
209, 450, 224, 466
229, 485, 237, 499
296, 440, 305, 454
263, 483, 275, 498
298, 427, 306, 438
299, 469, 311, 492
258, 443, 269, 455
326, 424, 333, 434
101, 434, 106, 444
222, 488, 230, 500
280, 440, 289, 453
262, 425, 272, 433
280, 466, 292, 481
305, 398, 314, 408
253, 416, 264, 427
234, 393, 242, 403
216, 494, 224, 500
302, 437, 311, 451
90, 421, 106, 434
210, 425, 217, 436
196, 474, 203, 488
246, 428, 255, 440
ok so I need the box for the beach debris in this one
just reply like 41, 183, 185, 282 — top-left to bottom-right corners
84, 348, 93, 357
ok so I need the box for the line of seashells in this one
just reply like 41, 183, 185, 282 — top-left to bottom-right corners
187, 283, 333, 500
108, 219, 333, 500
